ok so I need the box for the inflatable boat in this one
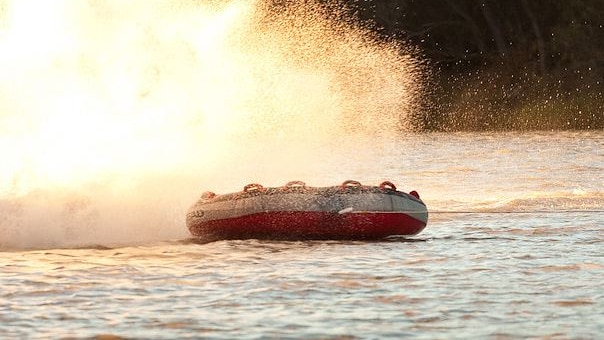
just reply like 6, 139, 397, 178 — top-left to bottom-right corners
186, 180, 428, 242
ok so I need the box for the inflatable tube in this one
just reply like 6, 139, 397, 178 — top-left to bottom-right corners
186, 180, 428, 241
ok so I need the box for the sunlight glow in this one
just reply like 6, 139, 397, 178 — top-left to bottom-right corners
0, 0, 424, 249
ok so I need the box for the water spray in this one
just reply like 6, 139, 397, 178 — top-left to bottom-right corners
0, 0, 425, 249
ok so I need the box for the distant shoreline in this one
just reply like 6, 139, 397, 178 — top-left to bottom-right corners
418, 67, 603, 131
346, 0, 604, 131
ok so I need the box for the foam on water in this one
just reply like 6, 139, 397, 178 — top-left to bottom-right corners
0, 0, 425, 249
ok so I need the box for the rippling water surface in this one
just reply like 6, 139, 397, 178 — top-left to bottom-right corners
2, 131, 603, 339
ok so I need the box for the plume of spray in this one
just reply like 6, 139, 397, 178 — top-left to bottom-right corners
0, 0, 426, 250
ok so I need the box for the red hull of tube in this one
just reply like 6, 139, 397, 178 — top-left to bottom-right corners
188, 211, 427, 241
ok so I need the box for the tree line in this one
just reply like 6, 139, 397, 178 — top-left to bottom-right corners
347, 0, 603, 130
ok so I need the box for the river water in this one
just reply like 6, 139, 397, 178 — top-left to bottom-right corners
1, 130, 603, 339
